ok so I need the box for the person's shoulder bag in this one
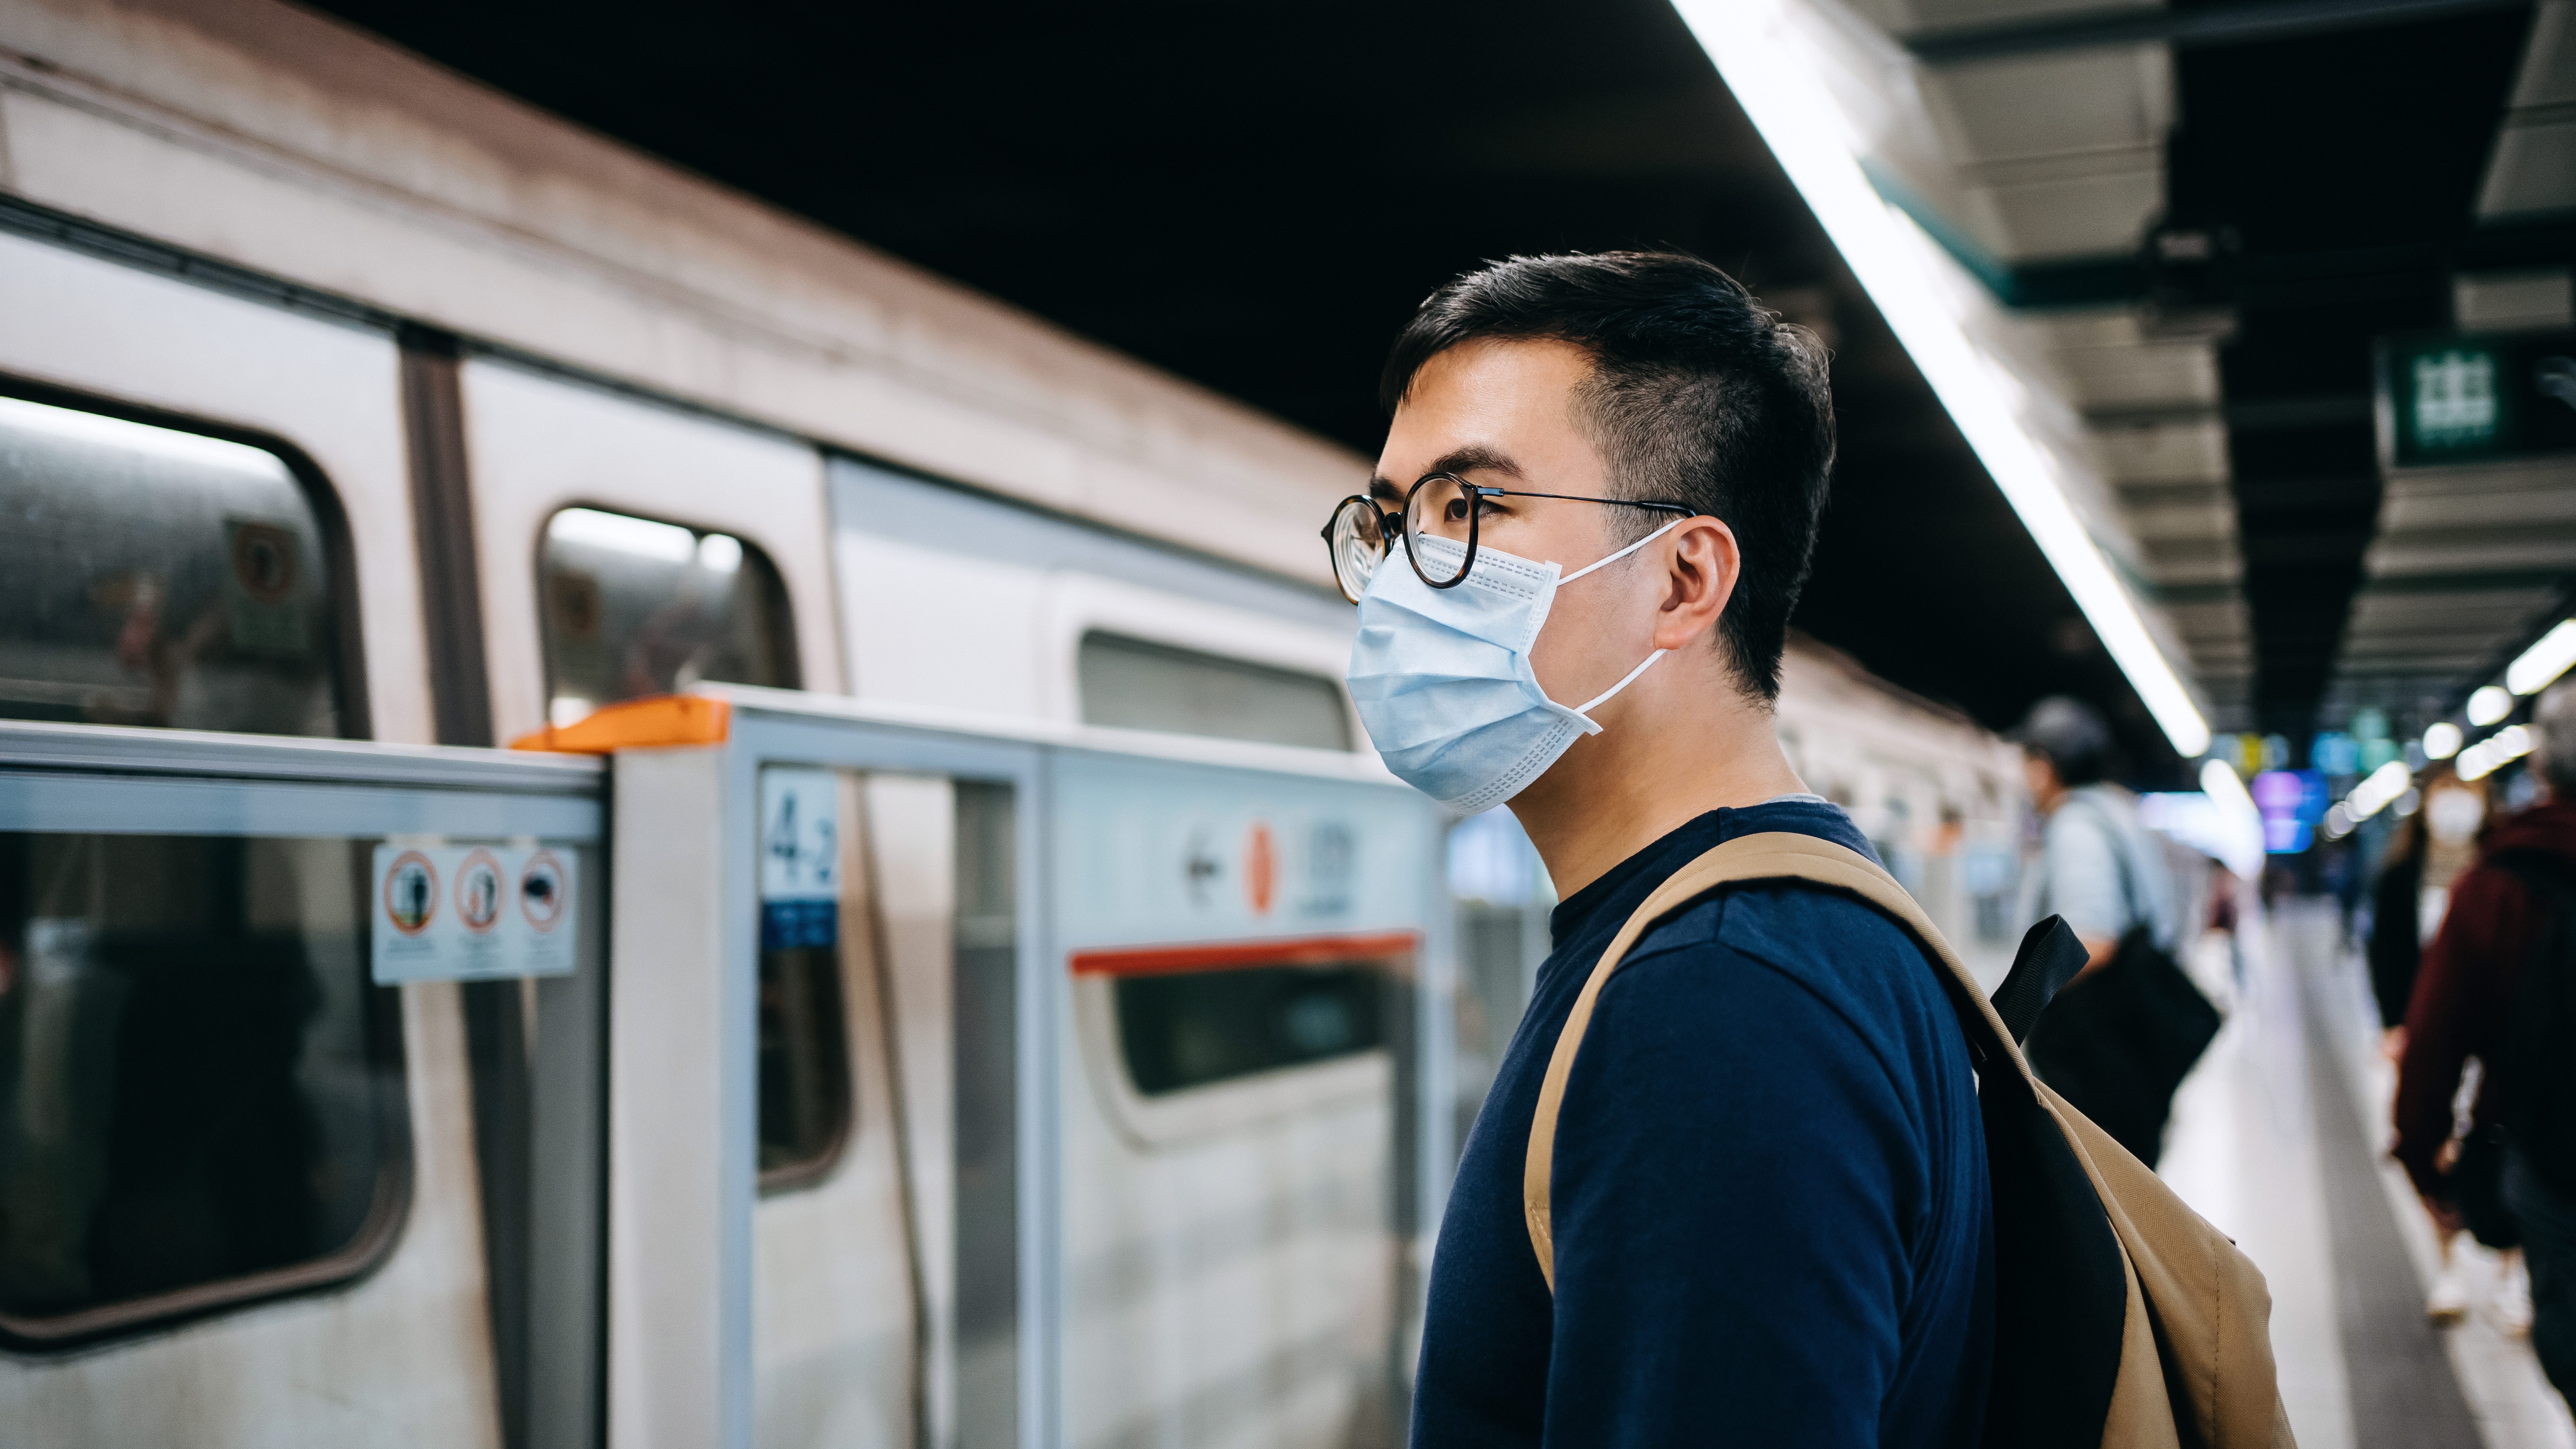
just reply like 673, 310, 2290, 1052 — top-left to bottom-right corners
2021, 793, 2222, 1168
1523, 831, 2293, 1449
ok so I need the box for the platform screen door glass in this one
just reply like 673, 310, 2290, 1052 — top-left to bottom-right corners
0, 396, 346, 736
0, 832, 404, 1346
952, 780, 1018, 1449
538, 507, 797, 727
753, 767, 853, 1190
746, 771, 1019, 1449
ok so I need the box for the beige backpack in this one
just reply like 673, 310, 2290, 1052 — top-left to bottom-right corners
1522, 832, 2295, 1449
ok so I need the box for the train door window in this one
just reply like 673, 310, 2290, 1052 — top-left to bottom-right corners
1076, 631, 1351, 751
539, 507, 796, 727
0, 395, 346, 736
1112, 960, 1386, 1095
0, 831, 405, 1346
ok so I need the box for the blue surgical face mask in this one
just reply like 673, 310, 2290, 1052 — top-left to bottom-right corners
1347, 522, 1679, 814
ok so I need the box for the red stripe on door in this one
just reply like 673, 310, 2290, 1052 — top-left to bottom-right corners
1068, 930, 1421, 978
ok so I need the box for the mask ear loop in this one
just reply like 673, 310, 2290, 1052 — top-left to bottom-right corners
1558, 517, 1683, 585
1573, 648, 1667, 717
1553, 518, 1686, 720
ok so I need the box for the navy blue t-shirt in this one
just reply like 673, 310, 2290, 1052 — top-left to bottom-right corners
1414, 800, 1993, 1447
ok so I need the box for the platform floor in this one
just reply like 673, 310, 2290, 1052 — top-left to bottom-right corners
2156, 899, 2574, 1449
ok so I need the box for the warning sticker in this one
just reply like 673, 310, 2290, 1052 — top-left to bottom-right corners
223, 517, 309, 657
372, 842, 580, 984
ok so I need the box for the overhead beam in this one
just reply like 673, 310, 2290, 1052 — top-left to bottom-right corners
1907, 0, 2531, 65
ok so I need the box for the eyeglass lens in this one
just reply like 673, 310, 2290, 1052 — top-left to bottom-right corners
1328, 498, 1387, 602
1402, 476, 1475, 586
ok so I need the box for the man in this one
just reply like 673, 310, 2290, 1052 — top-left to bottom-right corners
2013, 696, 2177, 980
2011, 695, 2184, 1166
2398, 675, 2576, 1399
1332, 253, 1991, 1446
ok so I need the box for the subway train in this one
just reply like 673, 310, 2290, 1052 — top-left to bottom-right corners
0, 3, 2030, 1447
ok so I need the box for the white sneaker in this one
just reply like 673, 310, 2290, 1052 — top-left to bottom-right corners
2429, 1255, 2475, 1326
2495, 1255, 2534, 1339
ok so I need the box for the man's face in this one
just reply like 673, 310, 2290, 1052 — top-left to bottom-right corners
2022, 749, 2064, 809
1372, 339, 1663, 708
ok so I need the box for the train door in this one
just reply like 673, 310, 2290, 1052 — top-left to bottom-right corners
454, 355, 843, 746
0, 231, 604, 1444
593, 688, 1442, 1449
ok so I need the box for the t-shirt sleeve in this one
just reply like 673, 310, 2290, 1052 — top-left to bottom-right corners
1539, 928, 1926, 1447
2042, 809, 2129, 942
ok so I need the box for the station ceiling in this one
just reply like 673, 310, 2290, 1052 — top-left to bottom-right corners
302, 0, 2571, 777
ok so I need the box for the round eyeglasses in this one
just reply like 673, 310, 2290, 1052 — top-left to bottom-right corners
1319, 472, 1693, 604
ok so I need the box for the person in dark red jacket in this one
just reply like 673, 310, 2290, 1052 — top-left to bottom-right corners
2397, 675, 2576, 1397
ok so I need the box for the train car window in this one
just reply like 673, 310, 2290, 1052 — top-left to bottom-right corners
1076, 632, 1351, 751
1113, 961, 1387, 1095
0, 396, 346, 736
0, 832, 405, 1347
539, 507, 796, 727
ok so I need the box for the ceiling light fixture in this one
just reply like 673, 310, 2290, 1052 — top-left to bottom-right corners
2458, 723, 2534, 782
2508, 620, 2576, 696
2198, 758, 2266, 877
2344, 759, 2414, 821
2423, 721, 2462, 760
2467, 685, 2514, 726
1670, 0, 2210, 759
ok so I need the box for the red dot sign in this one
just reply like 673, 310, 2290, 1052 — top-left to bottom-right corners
1244, 823, 1276, 915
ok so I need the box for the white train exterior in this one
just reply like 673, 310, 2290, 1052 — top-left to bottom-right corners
0, 2, 2029, 1446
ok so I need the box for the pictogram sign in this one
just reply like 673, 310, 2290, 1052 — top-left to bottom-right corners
457, 849, 504, 934
372, 841, 581, 983
384, 851, 437, 935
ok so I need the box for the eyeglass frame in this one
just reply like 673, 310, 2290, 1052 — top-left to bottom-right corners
1319, 470, 1695, 604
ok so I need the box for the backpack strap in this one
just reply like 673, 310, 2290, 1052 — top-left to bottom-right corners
1522, 830, 2036, 1290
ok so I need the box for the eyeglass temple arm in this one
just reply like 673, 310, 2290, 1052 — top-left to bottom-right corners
1482, 487, 1691, 514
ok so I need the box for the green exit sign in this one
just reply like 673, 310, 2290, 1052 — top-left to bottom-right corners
2380, 330, 2576, 468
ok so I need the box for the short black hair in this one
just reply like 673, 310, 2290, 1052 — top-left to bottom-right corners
1379, 251, 1834, 703
2012, 695, 2116, 788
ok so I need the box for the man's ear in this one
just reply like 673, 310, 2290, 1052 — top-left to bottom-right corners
1651, 516, 1739, 652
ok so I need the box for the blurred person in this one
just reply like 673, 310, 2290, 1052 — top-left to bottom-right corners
1339, 253, 1992, 1447
2369, 767, 2486, 1057
2011, 696, 2208, 1169
2370, 767, 2499, 1325
2397, 677, 2576, 1382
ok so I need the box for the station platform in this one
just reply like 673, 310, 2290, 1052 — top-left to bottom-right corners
2161, 900, 2575, 1449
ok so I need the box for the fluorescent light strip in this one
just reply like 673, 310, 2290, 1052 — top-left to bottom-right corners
2344, 759, 2414, 820
1671, 0, 2211, 759
2458, 723, 2533, 782
2197, 758, 2267, 878
2508, 619, 2576, 696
